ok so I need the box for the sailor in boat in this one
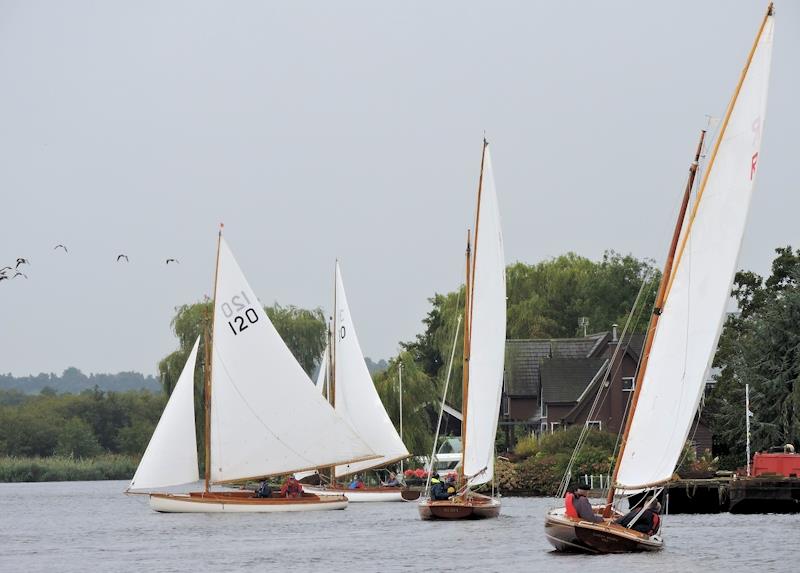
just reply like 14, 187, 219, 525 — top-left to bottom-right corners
564, 486, 579, 518
445, 474, 457, 496
280, 476, 303, 498
573, 483, 603, 523
615, 500, 661, 535
429, 473, 450, 500
348, 475, 366, 489
255, 480, 272, 498
381, 472, 401, 487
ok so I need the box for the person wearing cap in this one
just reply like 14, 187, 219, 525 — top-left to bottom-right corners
615, 499, 661, 535
573, 482, 604, 522
430, 472, 449, 500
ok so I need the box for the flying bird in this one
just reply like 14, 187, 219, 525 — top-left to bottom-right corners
0, 275, 8, 282
15, 258, 29, 268
0, 266, 11, 273
13, 272, 27, 279
116, 254, 129, 263
165, 258, 179, 265
54, 244, 68, 253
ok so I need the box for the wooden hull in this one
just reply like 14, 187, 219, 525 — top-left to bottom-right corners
149, 491, 348, 513
303, 485, 418, 502
417, 493, 501, 520
544, 508, 662, 554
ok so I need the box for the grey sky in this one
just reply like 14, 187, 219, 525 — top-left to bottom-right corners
1, 1, 797, 377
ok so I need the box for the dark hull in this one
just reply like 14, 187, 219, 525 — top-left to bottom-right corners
544, 509, 662, 554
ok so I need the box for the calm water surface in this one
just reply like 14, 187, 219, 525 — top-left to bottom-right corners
1, 480, 796, 572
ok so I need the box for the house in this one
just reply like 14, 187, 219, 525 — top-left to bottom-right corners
501, 327, 713, 456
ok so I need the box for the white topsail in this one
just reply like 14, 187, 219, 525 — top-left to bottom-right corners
616, 13, 774, 489
128, 337, 200, 491
209, 237, 377, 483
333, 262, 409, 477
463, 145, 507, 486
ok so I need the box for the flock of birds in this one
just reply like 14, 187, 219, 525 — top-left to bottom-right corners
0, 245, 180, 283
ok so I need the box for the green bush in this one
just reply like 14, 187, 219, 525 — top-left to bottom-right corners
513, 435, 539, 459
0, 455, 138, 482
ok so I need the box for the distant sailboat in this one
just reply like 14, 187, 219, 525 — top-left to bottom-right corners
418, 139, 506, 520
304, 262, 415, 502
545, 3, 775, 552
127, 230, 378, 512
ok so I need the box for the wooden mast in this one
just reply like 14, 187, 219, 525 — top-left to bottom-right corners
459, 230, 472, 483
204, 224, 223, 493
460, 138, 489, 484
329, 260, 338, 486
603, 130, 706, 515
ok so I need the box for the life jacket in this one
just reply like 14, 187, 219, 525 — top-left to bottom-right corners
565, 492, 578, 518
649, 512, 660, 535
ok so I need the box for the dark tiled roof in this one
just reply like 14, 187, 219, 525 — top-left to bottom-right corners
540, 357, 608, 404
601, 333, 646, 362
505, 340, 550, 396
504, 333, 607, 396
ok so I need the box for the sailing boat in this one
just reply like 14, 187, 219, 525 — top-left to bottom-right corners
418, 139, 506, 520
303, 262, 417, 502
545, 3, 775, 552
127, 230, 379, 512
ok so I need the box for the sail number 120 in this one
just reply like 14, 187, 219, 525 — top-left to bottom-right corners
221, 291, 259, 336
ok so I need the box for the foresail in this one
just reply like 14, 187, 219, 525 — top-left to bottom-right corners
128, 337, 200, 491
314, 347, 327, 395
463, 145, 506, 486
209, 238, 377, 483
333, 262, 409, 477
616, 12, 774, 489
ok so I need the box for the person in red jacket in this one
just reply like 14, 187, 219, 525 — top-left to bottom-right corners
280, 476, 303, 498
564, 486, 579, 518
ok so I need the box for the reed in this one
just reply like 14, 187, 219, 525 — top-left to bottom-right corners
0, 455, 138, 482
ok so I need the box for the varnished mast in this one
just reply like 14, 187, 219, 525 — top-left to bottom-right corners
204, 224, 224, 493
329, 261, 338, 486
460, 139, 489, 484
603, 130, 706, 514
459, 230, 472, 482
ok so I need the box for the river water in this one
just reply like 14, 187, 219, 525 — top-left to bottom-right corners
1, 480, 796, 572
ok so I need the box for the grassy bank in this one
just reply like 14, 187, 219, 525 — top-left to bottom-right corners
0, 455, 138, 482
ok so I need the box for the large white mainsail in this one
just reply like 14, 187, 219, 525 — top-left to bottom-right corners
128, 337, 200, 491
462, 144, 506, 486
209, 238, 377, 483
615, 12, 774, 489
333, 262, 409, 477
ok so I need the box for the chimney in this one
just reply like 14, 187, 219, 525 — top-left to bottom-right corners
612, 324, 618, 342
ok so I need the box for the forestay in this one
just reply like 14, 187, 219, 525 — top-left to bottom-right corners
209, 238, 377, 483
128, 337, 200, 491
616, 13, 774, 489
333, 262, 409, 477
463, 145, 507, 486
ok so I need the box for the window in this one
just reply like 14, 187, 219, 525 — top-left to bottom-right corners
549, 422, 560, 433
587, 420, 602, 431
622, 377, 635, 392
503, 395, 510, 417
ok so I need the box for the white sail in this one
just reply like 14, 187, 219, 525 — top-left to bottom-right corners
333, 262, 409, 477
616, 13, 774, 489
463, 145, 506, 486
128, 337, 200, 491
209, 237, 377, 483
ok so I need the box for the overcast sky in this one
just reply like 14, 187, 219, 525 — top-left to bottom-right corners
1, 1, 797, 377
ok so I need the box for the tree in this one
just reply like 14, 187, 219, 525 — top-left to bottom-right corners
55, 417, 103, 458
708, 246, 800, 469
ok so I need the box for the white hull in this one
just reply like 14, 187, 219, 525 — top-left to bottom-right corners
303, 485, 405, 502
149, 493, 348, 513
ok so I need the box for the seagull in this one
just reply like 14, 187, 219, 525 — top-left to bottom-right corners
15, 258, 29, 268
165, 258, 179, 265
116, 254, 129, 263
0, 266, 11, 273
0, 275, 8, 282
13, 272, 27, 279
54, 244, 68, 253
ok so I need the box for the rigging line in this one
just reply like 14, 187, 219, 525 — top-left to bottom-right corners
424, 312, 463, 497
558, 270, 656, 497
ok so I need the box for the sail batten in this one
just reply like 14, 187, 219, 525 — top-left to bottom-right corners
615, 13, 774, 489
462, 145, 506, 487
209, 238, 377, 483
333, 262, 409, 477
